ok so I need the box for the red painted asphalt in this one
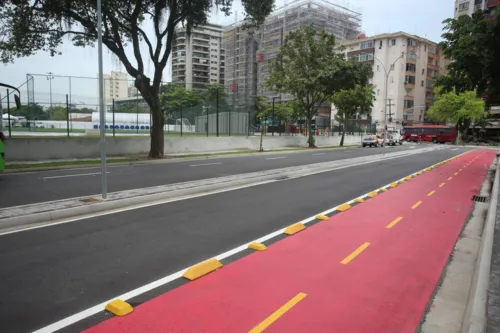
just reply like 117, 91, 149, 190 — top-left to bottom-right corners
84, 149, 495, 333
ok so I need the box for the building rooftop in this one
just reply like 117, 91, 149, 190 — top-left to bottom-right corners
338, 31, 439, 47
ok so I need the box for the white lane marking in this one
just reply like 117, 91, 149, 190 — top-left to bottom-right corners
266, 156, 287, 160
42, 172, 110, 180
29, 152, 461, 333
344, 150, 352, 153
451, 148, 459, 151
189, 162, 222, 167
312, 153, 326, 156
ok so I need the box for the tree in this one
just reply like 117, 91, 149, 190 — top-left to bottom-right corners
115, 102, 149, 114
427, 89, 486, 144
46, 106, 68, 120
254, 95, 294, 151
0, 1, 274, 157
266, 26, 372, 147
6, 103, 49, 121
160, 83, 204, 121
332, 84, 375, 146
437, 8, 500, 105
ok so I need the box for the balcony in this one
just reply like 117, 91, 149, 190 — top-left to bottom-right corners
404, 82, 415, 89
193, 47, 209, 54
193, 65, 209, 72
192, 39, 210, 47
428, 62, 440, 71
192, 53, 209, 59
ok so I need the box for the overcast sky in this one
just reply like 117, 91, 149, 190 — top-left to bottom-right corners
0, 0, 454, 107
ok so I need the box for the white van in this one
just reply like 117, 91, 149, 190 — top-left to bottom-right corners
388, 129, 403, 145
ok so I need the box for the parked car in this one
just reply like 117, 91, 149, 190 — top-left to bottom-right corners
362, 135, 384, 147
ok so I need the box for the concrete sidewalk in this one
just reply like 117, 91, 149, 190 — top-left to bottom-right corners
488, 192, 500, 332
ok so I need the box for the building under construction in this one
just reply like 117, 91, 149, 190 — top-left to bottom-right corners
223, 0, 362, 108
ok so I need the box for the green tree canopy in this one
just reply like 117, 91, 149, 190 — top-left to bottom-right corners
0, 0, 274, 157
437, 8, 500, 105
160, 83, 204, 115
115, 102, 149, 114
332, 84, 375, 146
46, 106, 68, 120
266, 26, 372, 147
427, 89, 486, 144
4, 103, 47, 120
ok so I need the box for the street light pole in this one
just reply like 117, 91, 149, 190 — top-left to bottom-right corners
97, 0, 107, 199
46, 72, 54, 109
373, 52, 406, 143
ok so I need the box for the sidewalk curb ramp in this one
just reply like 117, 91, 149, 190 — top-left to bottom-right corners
0, 147, 445, 231
461, 151, 500, 333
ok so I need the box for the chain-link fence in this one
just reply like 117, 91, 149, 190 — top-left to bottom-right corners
1, 73, 387, 138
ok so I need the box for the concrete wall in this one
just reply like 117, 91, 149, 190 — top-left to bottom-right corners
5, 135, 362, 162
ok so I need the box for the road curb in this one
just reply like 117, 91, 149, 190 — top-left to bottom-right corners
461, 151, 500, 333
0, 147, 445, 231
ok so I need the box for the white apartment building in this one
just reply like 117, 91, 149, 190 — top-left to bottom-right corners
336, 32, 447, 131
455, 0, 486, 17
454, 0, 499, 18
97, 71, 129, 110
171, 23, 225, 90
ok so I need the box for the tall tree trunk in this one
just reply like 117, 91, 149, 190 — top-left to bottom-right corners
340, 121, 346, 146
259, 120, 265, 152
148, 96, 164, 158
136, 78, 164, 158
307, 115, 315, 148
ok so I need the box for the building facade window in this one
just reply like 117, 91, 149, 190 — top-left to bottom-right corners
404, 100, 414, 108
459, 2, 469, 11
360, 40, 374, 49
406, 63, 416, 72
405, 75, 416, 84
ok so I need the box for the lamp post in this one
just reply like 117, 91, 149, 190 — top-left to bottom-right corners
373, 52, 407, 143
46, 72, 54, 109
97, 0, 107, 199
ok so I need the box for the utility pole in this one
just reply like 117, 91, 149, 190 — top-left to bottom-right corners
387, 99, 395, 124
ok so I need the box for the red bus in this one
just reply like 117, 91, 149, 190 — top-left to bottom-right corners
402, 125, 457, 144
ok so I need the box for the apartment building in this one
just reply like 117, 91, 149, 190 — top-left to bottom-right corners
454, 0, 499, 18
223, 0, 362, 109
337, 32, 447, 130
97, 71, 129, 111
171, 23, 225, 90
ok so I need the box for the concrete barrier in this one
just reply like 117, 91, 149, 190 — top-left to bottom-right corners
5, 135, 363, 162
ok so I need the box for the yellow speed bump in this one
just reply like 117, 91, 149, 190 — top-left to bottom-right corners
367, 191, 378, 198
248, 242, 267, 251
390, 182, 398, 188
354, 198, 365, 203
405, 176, 412, 181
183, 258, 223, 281
315, 215, 330, 221
105, 299, 134, 317
284, 222, 307, 235
417, 171, 423, 175
336, 203, 352, 212
379, 188, 388, 192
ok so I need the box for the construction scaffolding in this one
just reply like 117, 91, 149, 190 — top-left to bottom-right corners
259, 0, 362, 98
223, 0, 362, 107
223, 23, 261, 109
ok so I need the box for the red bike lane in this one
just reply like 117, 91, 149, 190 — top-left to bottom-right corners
84, 149, 495, 333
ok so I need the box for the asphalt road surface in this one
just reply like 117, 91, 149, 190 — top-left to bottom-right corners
0, 146, 471, 333
0, 144, 416, 208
